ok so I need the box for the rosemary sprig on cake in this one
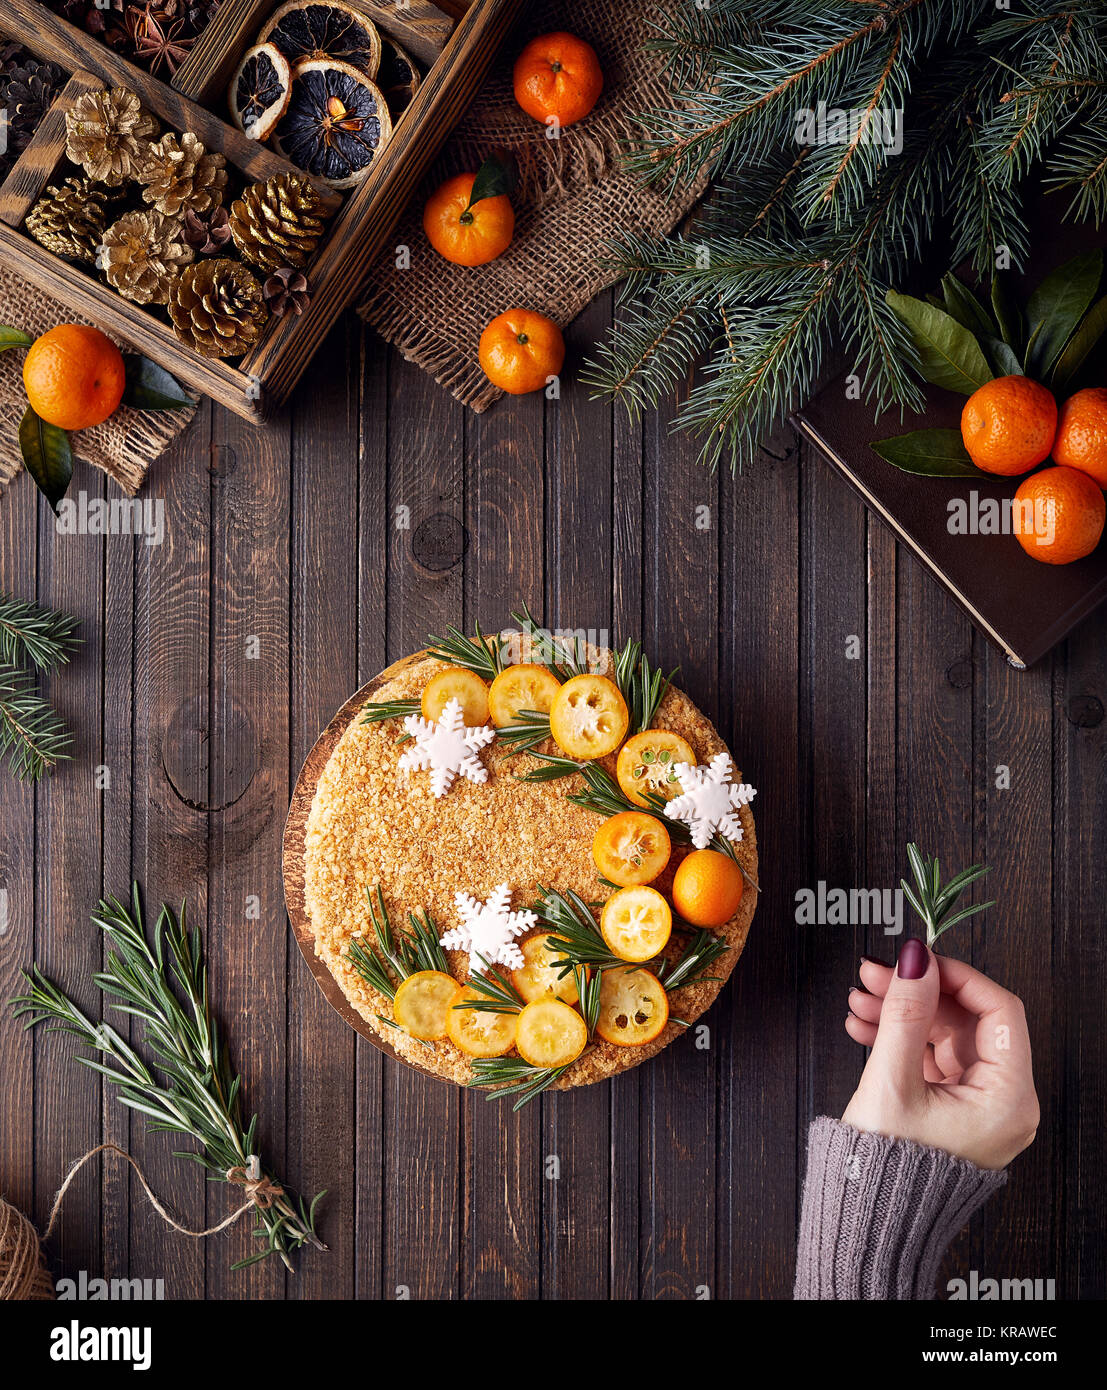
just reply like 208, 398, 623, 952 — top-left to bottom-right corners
10, 886, 325, 1272
459, 960, 524, 1015
347, 888, 447, 998
426, 618, 506, 681
901, 844, 994, 949
656, 930, 731, 991
468, 1054, 585, 1110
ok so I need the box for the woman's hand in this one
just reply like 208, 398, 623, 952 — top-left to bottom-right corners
842, 939, 1039, 1171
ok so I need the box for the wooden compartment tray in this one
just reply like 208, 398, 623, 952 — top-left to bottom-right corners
0, 0, 524, 421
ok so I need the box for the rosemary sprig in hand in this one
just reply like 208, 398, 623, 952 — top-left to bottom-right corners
10, 886, 325, 1272
901, 843, 994, 949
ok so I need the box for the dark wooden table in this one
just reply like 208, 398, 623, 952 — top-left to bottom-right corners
1, 290, 1104, 1301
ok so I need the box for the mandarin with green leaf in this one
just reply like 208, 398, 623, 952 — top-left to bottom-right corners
960, 375, 1057, 475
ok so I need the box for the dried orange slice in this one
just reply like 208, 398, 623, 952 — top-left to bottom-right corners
512, 933, 578, 1005
515, 998, 587, 1068
421, 666, 490, 727
275, 58, 392, 188
548, 673, 628, 759
377, 35, 421, 118
447, 988, 518, 1057
596, 967, 668, 1047
228, 42, 292, 142
259, 0, 381, 78
600, 885, 671, 962
592, 811, 671, 887
487, 662, 560, 727
616, 730, 696, 808
392, 970, 460, 1040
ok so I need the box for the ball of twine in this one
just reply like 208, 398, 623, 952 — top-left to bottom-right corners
0, 1194, 55, 1301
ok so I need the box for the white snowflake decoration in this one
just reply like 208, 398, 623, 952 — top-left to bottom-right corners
397, 697, 495, 797
440, 884, 537, 971
664, 752, 756, 849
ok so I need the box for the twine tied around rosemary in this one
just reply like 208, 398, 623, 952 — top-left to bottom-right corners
0, 1144, 297, 1301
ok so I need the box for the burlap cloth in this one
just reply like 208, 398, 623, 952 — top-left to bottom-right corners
0, 265, 197, 498
357, 0, 707, 410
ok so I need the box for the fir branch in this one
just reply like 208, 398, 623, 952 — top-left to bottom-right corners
0, 662, 73, 781
0, 593, 80, 671
9, 886, 325, 1272
900, 843, 995, 948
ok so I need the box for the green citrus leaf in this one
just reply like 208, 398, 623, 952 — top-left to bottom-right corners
1024, 249, 1103, 378
0, 326, 33, 351
991, 275, 1022, 352
1050, 293, 1107, 392
466, 153, 517, 209
886, 291, 993, 395
981, 335, 1023, 378
121, 355, 192, 410
19, 406, 73, 512
871, 427, 997, 478
940, 274, 996, 340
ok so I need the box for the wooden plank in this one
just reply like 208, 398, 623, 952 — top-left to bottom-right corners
895, 550, 979, 1291
0, 0, 306, 185
32, 473, 110, 1284
639, 396, 718, 1300
354, 319, 389, 1300
243, 0, 526, 411
285, 319, 359, 1299
381, 351, 466, 1300
541, 293, 612, 1300
974, 646, 1056, 1290
716, 433, 801, 1301
0, 225, 262, 419
1054, 620, 1107, 1299
203, 397, 292, 1296
0, 71, 102, 227
462, 380, 545, 1300
126, 405, 212, 1297
609, 391, 644, 1302
0, 450, 41, 1247
798, 442, 868, 1124
354, 0, 455, 65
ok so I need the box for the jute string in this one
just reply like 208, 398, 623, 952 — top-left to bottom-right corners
0, 1144, 283, 1301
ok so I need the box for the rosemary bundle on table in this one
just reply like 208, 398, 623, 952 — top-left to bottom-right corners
10, 886, 325, 1272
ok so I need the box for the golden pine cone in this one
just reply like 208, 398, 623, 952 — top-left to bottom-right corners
139, 131, 228, 217
25, 177, 112, 264
168, 258, 266, 358
228, 172, 333, 273
101, 210, 194, 306
65, 86, 159, 187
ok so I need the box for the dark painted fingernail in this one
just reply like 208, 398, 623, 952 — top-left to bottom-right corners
860, 954, 892, 968
897, 937, 929, 980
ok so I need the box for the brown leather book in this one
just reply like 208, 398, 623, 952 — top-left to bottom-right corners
792, 382, 1107, 668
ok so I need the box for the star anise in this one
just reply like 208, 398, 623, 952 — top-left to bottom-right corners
131, 8, 195, 75
263, 266, 311, 318
183, 205, 231, 255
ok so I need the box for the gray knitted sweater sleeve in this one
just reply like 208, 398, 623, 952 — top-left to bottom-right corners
794, 1117, 1009, 1300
